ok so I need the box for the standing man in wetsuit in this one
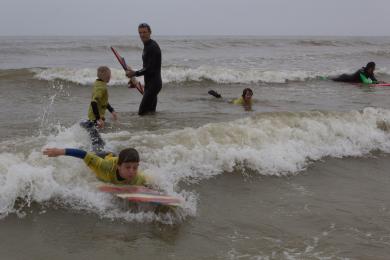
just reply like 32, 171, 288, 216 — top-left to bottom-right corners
126, 23, 162, 116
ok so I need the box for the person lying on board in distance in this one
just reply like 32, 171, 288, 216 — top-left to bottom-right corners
80, 66, 118, 152
43, 147, 150, 186
332, 62, 380, 84
208, 88, 254, 110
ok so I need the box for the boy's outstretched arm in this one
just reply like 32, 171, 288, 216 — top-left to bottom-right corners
43, 148, 65, 157
43, 148, 115, 183
43, 148, 87, 159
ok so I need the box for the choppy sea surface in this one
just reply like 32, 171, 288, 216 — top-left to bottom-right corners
1, 36, 390, 259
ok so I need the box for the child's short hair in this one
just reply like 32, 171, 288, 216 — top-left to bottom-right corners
118, 148, 140, 165
242, 88, 253, 98
97, 66, 110, 80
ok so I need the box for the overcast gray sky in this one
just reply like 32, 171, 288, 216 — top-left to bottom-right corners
1, 0, 389, 36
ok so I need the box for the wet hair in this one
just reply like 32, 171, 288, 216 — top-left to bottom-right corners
118, 148, 140, 165
97, 66, 110, 80
242, 88, 253, 98
138, 23, 151, 33
365, 62, 376, 70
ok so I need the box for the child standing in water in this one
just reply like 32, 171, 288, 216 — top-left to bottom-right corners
80, 66, 118, 151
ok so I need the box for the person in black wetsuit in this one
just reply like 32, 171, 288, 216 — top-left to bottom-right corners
126, 23, 162, 116
332, 62, 379, 84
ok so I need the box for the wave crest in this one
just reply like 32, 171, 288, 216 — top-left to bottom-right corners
30, 66, 330, 85
1, 108, 390, 220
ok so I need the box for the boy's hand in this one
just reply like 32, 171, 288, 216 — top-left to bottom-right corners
97, 119, 105, 128
43, 148, 65, 157
126, 69, 135, 78
111, 111, 118, 121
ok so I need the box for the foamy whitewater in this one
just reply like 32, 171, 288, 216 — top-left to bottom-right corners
1, 108, 390, 221
1, 36, 390, 259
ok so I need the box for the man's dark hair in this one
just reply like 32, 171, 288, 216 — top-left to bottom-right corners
118, 148, 140, 165
138, 23, 151, 33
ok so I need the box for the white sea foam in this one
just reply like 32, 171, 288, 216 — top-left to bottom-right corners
0, 126, 194, 223
32, 66, 386, 85
31, 65, 390, 85
162, 66, 321, 84
31, 67, 135, 86
1, 108, 390, 221
107, 107, 390, 183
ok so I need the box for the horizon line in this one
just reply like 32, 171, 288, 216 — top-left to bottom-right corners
0, 34, 390, 37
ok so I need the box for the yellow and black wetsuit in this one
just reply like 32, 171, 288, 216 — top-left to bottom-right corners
88, 79, 115, 121
233, 97, 253, 106
65, 149, 147, 185
82, 79, 115, 152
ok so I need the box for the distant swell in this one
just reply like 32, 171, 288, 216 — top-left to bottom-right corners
28, 67, 346, 85
293, 40, 341, 47
0, 44, 142, 55
162, 66, 321, 84
0, 66, 388, 85
367, 50, 390, 58
31, 66, 390, 85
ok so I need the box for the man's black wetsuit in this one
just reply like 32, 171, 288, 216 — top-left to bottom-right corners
333, 67, 378, 83
134, 39, 162, 115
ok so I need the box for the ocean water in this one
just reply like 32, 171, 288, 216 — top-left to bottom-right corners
1, 36, 390, 259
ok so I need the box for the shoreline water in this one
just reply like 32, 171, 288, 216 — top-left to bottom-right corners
1, 155, 390, 259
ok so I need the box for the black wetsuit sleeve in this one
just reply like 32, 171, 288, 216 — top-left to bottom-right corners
135, 43, 160, 77
134, 68, 146, 77
371, 74, 378, 83
91, 101, 100, 120
65, 149, 87, 159
107, 103, 114, 113
208, 90, 222, 98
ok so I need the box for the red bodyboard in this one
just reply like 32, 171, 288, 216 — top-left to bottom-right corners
110, 46, 144, 95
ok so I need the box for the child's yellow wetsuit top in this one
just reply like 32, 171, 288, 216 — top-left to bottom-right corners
233, 97, 253, 106
83, 152, 147, 185
88, 80, 109, 121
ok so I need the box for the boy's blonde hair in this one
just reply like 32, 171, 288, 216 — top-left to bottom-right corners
97, 66, 110, 80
